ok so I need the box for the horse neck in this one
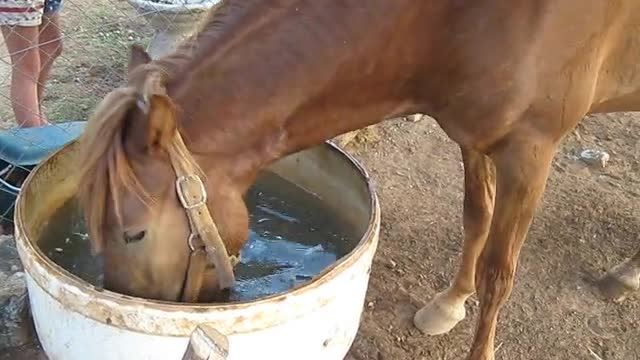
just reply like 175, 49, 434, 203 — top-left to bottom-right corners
169, 0, 434, 191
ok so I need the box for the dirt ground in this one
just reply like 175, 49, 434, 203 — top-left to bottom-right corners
342, 113, 640, 360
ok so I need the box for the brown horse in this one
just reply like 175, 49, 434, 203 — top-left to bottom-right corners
76, 1, 640, 359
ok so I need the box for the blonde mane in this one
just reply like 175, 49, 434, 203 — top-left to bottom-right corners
76, 63, 209, 253
74, 0, 257, 253
76, 84, 149, 252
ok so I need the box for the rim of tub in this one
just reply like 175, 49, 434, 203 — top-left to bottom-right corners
15, 140, 381, 337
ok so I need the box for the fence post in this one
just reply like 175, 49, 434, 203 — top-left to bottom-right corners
181, 324, 229, 360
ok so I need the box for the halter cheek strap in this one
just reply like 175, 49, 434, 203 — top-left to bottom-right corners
137, 73, 238, 302
181, 248, 209, 302
168, 131, 239, 302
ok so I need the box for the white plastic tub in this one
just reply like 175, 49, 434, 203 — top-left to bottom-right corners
15, 140, 380, 360
126, 0, 221, 58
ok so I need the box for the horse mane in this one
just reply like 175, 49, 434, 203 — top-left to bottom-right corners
76, 79, 153, 253
76, 59, 212, 253
76, 0, 277, 252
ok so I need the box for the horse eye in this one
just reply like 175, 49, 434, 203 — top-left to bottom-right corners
123, 230, 146, 244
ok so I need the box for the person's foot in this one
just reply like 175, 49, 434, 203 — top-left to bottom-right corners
20, 120, 49, 128
38, 111, 51, 126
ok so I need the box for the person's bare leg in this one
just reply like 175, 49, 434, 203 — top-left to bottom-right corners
37, 12, 62, 124
414, 148, 496, 335
1, 25, 43, 127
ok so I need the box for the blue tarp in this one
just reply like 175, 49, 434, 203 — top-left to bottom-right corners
0, 121, 86, 166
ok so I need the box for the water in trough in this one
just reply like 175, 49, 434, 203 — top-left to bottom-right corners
38, 171, 358, 302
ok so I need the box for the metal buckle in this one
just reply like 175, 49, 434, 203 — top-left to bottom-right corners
188, 232, 206, 252
176, 174, 207, 209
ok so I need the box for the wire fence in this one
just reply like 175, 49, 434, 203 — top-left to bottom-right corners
0, 0, 218, 232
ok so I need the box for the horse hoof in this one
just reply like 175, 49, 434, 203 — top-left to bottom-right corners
596, 264, 640, 302
413, 293, 466, 335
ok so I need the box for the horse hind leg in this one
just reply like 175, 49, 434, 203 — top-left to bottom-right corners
597, 248, 640, 302
414, 148, 496, 335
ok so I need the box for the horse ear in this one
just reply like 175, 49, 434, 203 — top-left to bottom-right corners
128, 44, 151, 74
142, 94, 177, 153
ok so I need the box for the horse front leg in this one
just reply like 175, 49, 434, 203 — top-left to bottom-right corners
414, 148, 496, 335
468, 131, 556, 360
597, 248, 640, 302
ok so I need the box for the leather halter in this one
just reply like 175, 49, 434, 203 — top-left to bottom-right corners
168, 131, 239, 302
135, 71, 237, 302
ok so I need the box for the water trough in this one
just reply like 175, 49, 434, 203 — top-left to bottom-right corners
14, 139, 380, 360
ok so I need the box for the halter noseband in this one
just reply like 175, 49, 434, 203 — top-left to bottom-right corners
169, 131, 240, 302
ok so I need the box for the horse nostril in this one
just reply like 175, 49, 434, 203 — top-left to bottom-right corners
123, 230, 146, 244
